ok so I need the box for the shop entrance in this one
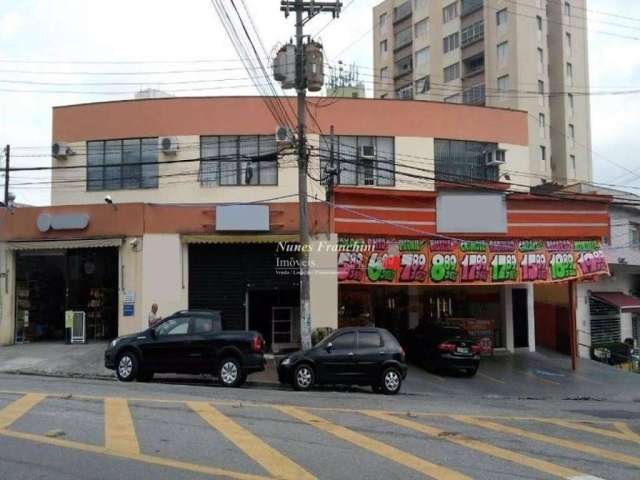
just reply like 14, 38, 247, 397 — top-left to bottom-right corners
247, 289, 299, 352
14, 248, 119, 343
512, 289, 529, 348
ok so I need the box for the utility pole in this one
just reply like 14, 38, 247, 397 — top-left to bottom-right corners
279, 0, 341, 349
3, 145, 9, 206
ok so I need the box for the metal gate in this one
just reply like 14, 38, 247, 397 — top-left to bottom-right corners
589, 297, 621, 346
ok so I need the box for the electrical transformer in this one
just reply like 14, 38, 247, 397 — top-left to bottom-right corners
304, 41, 324, 92
273, 44, 296, 90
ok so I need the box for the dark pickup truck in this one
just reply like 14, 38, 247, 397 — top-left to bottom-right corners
105, 310, 265, 387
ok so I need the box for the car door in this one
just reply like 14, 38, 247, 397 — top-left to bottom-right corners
188, 315, 221, 372
356, 330, 385, 382
141, 316, 192, 373
317, 331, 358, 383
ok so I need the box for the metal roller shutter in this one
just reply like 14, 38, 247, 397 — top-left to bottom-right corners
589, 297, 621, 346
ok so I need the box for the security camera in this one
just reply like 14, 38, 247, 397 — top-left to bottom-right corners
104, 195, 113, 204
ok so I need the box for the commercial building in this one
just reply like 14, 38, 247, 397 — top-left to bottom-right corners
0, 96, 609, 359
372, 0, 592, 184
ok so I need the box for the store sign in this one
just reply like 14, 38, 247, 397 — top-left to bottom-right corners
337, 238, 609, 285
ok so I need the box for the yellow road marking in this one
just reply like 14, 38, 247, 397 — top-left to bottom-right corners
614, 422, 640, 444
477, 372, 506, 384
0, 393, 46, 429
452, 415, 640, 468
533, 418, 640, 444
187, 401, 315, 480
366, 411, 587, 479
275, 405, 470, 480
104, 397, 140, 455
0, 428, 270, 480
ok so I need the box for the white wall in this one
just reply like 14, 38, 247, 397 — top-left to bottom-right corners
309, 234, 338, 330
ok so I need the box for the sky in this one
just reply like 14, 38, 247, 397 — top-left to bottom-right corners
0, 0, 639, 205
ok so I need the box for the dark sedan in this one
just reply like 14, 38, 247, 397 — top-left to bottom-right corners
278, 327, 407, 394
105, 310, 265, 387
406, 323, 481, 376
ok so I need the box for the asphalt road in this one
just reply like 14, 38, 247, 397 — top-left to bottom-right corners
0, 373, 638, 480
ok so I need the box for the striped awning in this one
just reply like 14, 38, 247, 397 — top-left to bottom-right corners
182, 234, 299, 245
7, 238, 123, 251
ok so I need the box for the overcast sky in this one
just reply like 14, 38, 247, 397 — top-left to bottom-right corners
1, 0, 639, 205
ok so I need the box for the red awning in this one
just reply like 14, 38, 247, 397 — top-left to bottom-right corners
591, 292, 640, 313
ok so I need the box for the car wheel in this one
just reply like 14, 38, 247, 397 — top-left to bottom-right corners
116, 352, 139, 382
137, 372, 154, 382
293, 364, 315, 391
218, 358, 244, 387
381, 367, 402, 395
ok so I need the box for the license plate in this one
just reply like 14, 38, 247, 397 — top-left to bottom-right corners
456, 347, 469, 354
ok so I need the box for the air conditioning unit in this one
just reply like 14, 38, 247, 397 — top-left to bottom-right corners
360, 145, 375, 159
52, 142, 75, 159
484, 148, 506, 166
275, 126, 294, 144
160, 136, 179, 154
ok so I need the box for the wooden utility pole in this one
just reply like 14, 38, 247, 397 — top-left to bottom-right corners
3, 144, 9, 206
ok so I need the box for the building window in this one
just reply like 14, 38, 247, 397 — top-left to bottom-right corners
415, 75, 430, 94
379, 12, 388, 30
380, 66, 388, 82
200, 136, 277, 186
443, 2, 458, 23
497, 75, 509, 100
87, 138, 158, 191
570, 154, 576, 174
497, 41, 508, 66
319, 136, 394, 187
414, 0, 427, 10
564, 1, 571, 16
539, 113, 546, 138
538, 80, 545, 106
496, 8, 507, 32
444, 63, 460, 82
536, 15, 543, 41
568, 93, 574, 117
380, 39, 388, 55
444, 93, 461, 103
443, 32, 460, 53
566, 32, 572, 56
540, 145, 546, 167
394, 0, 412, 22
396, 84, 413, 99
569, 124, 575, 147
415, 47, 430, 69
462, 84, 485, 105
630, 223, 640, 249
394, 27, 413, 49
566, 62, 573, 85
415, 18, 429, 38
435, 139, 499, 182
537, 48, 544, 74
461, 20, 484, 46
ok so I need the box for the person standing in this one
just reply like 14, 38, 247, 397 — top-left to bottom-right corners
148, 303, 162, 328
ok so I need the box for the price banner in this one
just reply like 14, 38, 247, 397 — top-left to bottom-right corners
337, 238, 608, 286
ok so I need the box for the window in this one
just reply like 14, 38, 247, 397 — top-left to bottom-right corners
461, 20, 483, 46
564, 1, 571, 16
570, 154, 576, 174
414, 0, 427, 10
631, 224, 640, 249
193, 316, 222, 334
497, 41, 508, 66
540, 145, 547, 165
155, 317, 189, 336
497, 75, 509, 100
380, 67, 388, 82
568, 93, 574, 117
566, 62, 573, 85
537, 48, 544, 74
415, 75, 430, 94
380, 39, 388, 55
200, 136, 277, 186
319, 135, 394, 186
396, 84, 413, 99
536, 15, 543, 41
332, 332, 356, 349
415, 47, 430, 68
566, 32, 572, 56
358, 331, 383, 348
464, 54, 484, 75
415, 18, 429, 38
569, 124, 575, 147
87, 138, 158, 191
444, 63, 460, 82
435, 139, 499, 182
443, 32, 459, 53
539, 113, 546, 138
444, 93, 461, 103
395, 27, 412, 49
379, 12, 388, 29
538, 80, 545, 106
462, 84, 485, 105
496, 8, 507, 32
394, 0, 412, 22
443, 2, 458, 23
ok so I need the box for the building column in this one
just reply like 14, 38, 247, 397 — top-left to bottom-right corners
503, 285, 514, 352
407, 286, 421, 330
526, 283, 536, 352
309, 233, 338, 330
0, 245, 15, 345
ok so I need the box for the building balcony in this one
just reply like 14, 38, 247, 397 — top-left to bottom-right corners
461, 0, 483, 17
393, 0, 412, 24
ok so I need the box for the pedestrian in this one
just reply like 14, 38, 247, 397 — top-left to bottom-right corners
148, 303, 162, 328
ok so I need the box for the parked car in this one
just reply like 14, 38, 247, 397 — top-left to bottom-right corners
406, 323, 481, 376
105, 310, 265, 387
277, 327, 407, 394
590, 339, 636, 366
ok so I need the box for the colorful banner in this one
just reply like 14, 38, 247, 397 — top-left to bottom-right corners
337, 238, 609, 286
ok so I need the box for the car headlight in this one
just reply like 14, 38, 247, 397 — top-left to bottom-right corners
110, 338, 119, 348
281, 357, 291, 366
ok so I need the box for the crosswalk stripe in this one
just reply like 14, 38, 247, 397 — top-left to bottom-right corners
0, 393, 46, 429
614, 422, 640, 444
104, 398, 140, 455
366, 411, 589, 479
187, 401, 315, 480
533, 418, 640, 444
275, 405, 470, 480
452, 415, 640, 468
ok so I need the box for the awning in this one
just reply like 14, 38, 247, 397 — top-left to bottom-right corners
7, 238, 123, 251
182, 234, 299, 245
591, 292, 640, 313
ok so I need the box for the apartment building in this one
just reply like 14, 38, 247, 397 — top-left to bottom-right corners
372, 0, 592, 185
